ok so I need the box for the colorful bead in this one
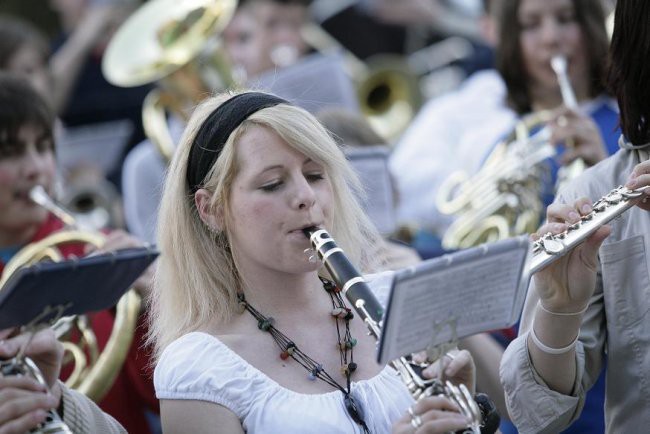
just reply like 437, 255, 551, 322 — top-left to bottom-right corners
322, 279, 336, 292
331, 307, 345, 317
344, 309, 354, 321
258, 317, 274, 331
347, 338, 357, 349
348, 362, 357, 372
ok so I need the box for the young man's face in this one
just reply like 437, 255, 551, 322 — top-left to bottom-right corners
0, 123, 56, 242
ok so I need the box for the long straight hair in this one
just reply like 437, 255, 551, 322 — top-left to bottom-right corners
496, 0, 609, 114
607, 0, 650, 146
148, 92, 383, 359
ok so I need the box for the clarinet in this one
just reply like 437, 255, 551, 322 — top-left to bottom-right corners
529, 185, 645, 273
303, 227, 499, 434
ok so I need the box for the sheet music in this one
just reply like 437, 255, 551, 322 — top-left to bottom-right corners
378, 236, 530, 364
344, 145, 396, 235
248, 51, 360, 114
56, 119, 134, 175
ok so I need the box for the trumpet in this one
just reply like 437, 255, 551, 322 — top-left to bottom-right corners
302, 227, 499, 434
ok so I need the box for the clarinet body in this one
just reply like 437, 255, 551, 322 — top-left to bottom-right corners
303, 227, 499, 434
529, 185, 645, 273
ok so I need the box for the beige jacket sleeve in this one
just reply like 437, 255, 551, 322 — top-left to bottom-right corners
59, 381, 127, 434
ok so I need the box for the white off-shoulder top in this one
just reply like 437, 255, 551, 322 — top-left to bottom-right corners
154, 272, 414, 433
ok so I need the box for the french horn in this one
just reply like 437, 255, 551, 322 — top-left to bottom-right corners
102, 0, 239, 162
0, 186, 141, 403
437, 55, 585, 250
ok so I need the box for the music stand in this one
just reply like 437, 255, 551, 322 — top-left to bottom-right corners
377, 236, 530, 364
0, 247, 158, 330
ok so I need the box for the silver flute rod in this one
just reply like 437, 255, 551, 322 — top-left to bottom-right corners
551, 55, 579, 109
529, 185, 645, 274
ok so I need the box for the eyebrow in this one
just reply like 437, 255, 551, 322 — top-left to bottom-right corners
259, 158, 314, 173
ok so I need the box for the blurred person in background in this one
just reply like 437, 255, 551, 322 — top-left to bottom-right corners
0, 72, 159, 434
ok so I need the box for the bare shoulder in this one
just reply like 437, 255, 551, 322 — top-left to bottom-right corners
160, 399, 244, 434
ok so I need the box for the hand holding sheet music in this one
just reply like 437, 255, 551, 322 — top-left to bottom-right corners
378, 236, 530, 364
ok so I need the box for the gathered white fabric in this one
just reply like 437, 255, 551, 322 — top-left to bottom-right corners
155, 332, 413, 433
154, 271, 414, 433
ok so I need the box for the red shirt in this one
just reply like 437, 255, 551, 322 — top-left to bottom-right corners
0, 214, 159, 433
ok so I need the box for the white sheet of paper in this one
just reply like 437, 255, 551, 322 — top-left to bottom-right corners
377, 236, 531, 364
344, 145, 396, 235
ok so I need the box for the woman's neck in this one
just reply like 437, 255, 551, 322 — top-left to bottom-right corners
239, 269, 327, 318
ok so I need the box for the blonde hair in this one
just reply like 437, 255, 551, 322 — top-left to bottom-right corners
148, 91, 382, 360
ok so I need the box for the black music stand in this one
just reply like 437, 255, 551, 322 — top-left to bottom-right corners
0, 247, 158, 330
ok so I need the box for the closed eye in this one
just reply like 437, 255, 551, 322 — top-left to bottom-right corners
260, 181, 282, 192
306, 173, 325, 182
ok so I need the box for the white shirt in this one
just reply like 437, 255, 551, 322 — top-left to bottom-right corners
154, 272, 414, 434
389, 69, 516, 235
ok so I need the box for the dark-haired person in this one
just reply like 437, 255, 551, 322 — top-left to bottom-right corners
391, 0, 619, 252
500, 1, 650, 432
0, 73, 158, 434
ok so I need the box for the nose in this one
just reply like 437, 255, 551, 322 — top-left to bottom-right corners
292, 176, 316, 211
539, 17, 562, 47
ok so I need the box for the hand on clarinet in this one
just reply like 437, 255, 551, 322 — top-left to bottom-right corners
392, 395, 472, 434
0, 328, 63, 434
532, 198, 610, 313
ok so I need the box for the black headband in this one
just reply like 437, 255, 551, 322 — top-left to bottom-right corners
186, 92, 289, 193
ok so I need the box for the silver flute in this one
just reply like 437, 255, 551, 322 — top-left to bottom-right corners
302, 227, 498, 434
529, 185, 646, 274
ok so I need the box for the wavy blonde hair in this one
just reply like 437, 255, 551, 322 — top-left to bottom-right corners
148, 91, 382, 360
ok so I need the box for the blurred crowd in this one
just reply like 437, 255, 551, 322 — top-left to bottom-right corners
0, 1, 633, 433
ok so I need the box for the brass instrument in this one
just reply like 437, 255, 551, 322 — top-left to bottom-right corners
529, 185, 645, 273
301, 24, 422, 143
437, 110, 555, 249
102, 0, 238, 162
437, 55, 584, 250
1, 357, 72, 433
0, 186, 141, 403
303, 227, 498, 434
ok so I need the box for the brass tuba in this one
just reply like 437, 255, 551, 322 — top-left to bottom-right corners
102, 0, 238, 162
0, 186, 141, 402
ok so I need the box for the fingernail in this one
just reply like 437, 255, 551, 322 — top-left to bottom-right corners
626, 179, 637, 188
568, 211, 580, 221
554, 223, 566, 231
581, 204, 591, 214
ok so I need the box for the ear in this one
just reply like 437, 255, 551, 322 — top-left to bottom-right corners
194, 188, 225, 232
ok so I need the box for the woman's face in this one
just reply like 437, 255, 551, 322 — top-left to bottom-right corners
518, 0, 589, 100
0, 124, 56, 241
225, 125, 334, 276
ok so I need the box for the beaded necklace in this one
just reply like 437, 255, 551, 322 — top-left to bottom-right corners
237, 277, 370, 433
